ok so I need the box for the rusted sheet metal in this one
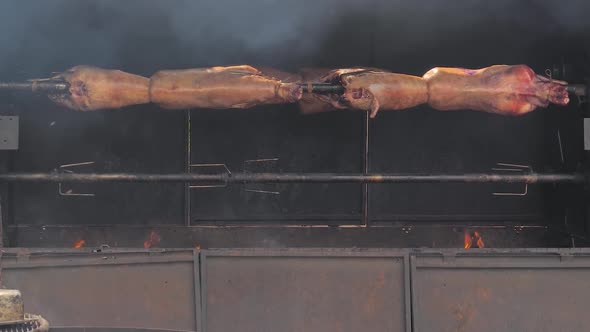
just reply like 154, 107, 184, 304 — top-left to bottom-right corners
201, 249, 411, 332
411, 250, 590, 332
50, 329, 193, 332
0, 249, 199, 331
2, 247, 590, 332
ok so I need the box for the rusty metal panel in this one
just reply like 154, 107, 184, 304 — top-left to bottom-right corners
50, 329, 186, 332
411, 249, 590, 332
201, 249, 410, 332
0, 249, 199, 331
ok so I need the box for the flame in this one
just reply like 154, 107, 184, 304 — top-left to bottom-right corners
464, 231, 472, 249
144, 230, 161, 248
195, 245, 201, 250
464, 231, 484, 249
476, 232, 485, 248
73, 239, 86, 249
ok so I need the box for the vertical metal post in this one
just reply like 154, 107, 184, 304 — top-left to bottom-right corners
362, 5, 377, 228
0, 192, 4, 288
185, 110, 192, 226
362, 111, 370, 227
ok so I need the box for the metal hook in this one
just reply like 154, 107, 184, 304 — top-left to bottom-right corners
28, 74, 66, 84
188, 159, 281, 194
243, 158, 279, 166
491, 163, 530, 196
543, 69, 555, 103
27, 77, 52, 83
557, 130, 564, 164
189, 163, 230, 189
244, 189, 281, 195
545, 69, 553, 82
58, 161, 95, 197
243, 158, 280, 195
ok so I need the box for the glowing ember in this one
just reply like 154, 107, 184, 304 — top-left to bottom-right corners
144, 230, 161, 248
73, 239, 86, 249
464, 231, 485, 249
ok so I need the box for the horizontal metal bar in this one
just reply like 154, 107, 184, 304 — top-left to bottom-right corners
298, 83, 345, 94
0, 81, 341, 94
201, 248, 407, 258
0, 81, 69, 92
566, 84, 587, 97
0, 172, 584, 184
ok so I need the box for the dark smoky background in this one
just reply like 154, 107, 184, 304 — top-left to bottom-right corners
0, 0, 589, 75
0, 0, 588, 228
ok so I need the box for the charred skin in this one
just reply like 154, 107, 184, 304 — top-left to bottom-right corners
49, 66, 150, 111
423, 65, 570, 115
149, 65, 302, 109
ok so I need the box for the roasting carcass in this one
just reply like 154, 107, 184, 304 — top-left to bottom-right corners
308, 65, 569, 117
423, 65, 569, 115
149, 65, 302, 109
322, 68, 428, 117
49, 66, 150, 111
258, 67, 302, 84
46, 64, 570, 116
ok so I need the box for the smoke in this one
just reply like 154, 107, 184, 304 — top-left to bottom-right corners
1, 0, 588, 228
0, 0, 589, 78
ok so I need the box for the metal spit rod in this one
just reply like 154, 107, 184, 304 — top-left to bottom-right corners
0, 172, 583, 184
0, 81, 69, 93
0, 80, 341, 94
0, 80, 585, 96
565, 84, 588, 97
298, 83, 345, 94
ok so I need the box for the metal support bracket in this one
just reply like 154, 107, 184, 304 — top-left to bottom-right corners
491, 163, 531, 196
58, 162, 96, 197
0, 116, 18, 150
189, 163, 231, 189
243, 158, 280, 195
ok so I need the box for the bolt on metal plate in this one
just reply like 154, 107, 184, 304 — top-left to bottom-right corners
0, 116, 18, 150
